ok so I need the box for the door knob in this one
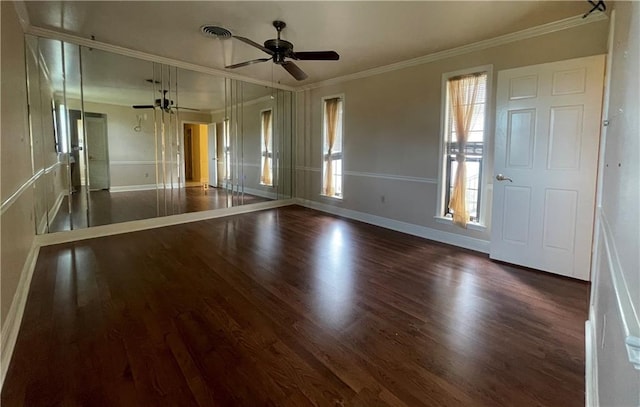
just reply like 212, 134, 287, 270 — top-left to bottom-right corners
496, 174, 513, 182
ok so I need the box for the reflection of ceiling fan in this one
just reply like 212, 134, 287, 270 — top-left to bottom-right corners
226, 20, 339, 81
132, 90, 199, 112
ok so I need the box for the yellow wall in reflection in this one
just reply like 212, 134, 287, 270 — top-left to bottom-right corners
184, 123, 209, 185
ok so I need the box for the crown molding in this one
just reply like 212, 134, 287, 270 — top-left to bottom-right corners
23, 26, 296, 92
209, 94, 274, 116
13, 1, 30, 31
298, 12, 608, 91
20, 11, 607, 94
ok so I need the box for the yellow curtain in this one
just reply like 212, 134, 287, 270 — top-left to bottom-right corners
323, 98, 340, 196
260, 110, 272, 185
448, 74, 481, 228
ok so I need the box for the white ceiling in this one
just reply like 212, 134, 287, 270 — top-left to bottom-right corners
24, 1, 591, 88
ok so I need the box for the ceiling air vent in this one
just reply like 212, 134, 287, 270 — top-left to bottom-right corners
200, 25, 232, 39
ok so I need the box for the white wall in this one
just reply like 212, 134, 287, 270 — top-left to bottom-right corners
0, 0, 38, 382
295, 20, 609, 252
589, 3, 640, 406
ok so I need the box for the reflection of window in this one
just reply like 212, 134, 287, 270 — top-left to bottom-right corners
224, 119, 231, 182
321, 96, 344, 198
260, 109, 273, 186
440, 70, 488, 223
57, 104, 69, 153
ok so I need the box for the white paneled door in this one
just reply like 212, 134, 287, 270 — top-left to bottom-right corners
86, 116, 110, 190
490, 55, 605, 280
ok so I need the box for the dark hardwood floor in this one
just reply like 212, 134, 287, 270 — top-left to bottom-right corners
2, 206, 589, 406
49, 186, 271, 232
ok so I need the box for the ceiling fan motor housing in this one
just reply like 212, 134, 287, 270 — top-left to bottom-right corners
264, 39, 293, 64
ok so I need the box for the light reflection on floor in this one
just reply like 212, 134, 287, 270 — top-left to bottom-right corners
311, 223, 356, 329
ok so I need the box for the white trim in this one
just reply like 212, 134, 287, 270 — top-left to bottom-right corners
296, 198, 489, 253
35, 199, 296, 247
434, 215, 487, 232
1, 171, 40, 215
599, 209, 640, 370
47, 191, 65, 226
585, 318, 599, 407
36, 190, 66, 235
347, 170, 436, 184
13, 1, 30, 31
109, 160, 156, 166
109, 184, 158, 193
110, 183, 192, 192
0, 242, 40, 390
296, 166, 437, 184
242, 187, 280, 200
296, 166, 321, 173
0, 159, 60, 215
210, 95, 274, 116
24, 26, 295, 92
299, 13, 608, 91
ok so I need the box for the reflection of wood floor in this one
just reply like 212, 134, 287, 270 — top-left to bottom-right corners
3, 206, 588, 406
48, 186, 270, 232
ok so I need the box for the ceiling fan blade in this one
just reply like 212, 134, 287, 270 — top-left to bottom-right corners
233, 36, 274, 55
226, 58, 271, 69
132, 105, 155, 109
174, 107, 200, 112
292, 51, 339, 61
281, 61, 308, 81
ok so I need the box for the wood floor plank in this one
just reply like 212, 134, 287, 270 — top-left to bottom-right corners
2, 206, 589, 406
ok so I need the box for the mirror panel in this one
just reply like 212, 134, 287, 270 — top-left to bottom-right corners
26, 36, 294, 234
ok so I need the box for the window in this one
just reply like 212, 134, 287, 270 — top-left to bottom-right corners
260, 109, 273, 186
322, 96, 344, 198
223, 119, 231, 184
440, 69, 489, 226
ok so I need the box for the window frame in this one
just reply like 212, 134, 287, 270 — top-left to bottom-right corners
259, 108, 274, 186
320, 94, 345, 200
436, 65, 493, 228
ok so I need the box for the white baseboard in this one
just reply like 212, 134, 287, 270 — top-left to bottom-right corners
109, 184, 159, 193
295, 198, 490, 253
243, 186, 281, 200
36, 191, 66, 234
48, 191, 65, 224
0, 243, 40, 389
35, 199, 297, 247
585, 318, 599, 407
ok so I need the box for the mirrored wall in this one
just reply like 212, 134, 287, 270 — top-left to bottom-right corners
25, 35, 294, 234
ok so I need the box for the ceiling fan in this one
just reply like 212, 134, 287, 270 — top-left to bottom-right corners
226, 20, 340, 81
132, 90, 199, 113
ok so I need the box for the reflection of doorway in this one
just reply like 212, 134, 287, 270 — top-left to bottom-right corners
182, 123, 209, 187
71, 110, 109, 191
184, 127, 193, 181
85, 116, 110, 190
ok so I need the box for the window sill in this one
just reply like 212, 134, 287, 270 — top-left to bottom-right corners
434, 216, 486, 231
319, 194, 343, 202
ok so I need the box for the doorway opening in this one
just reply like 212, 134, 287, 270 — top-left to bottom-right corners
183, 123, 213, 188
70, 110, 110, 191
